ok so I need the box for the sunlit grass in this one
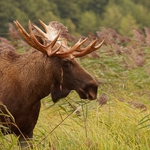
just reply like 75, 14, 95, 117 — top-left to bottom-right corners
26, 96, 150, 150
1, 91, 150, 149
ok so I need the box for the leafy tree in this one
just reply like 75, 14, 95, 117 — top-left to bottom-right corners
88, 0, 109, 15
100, 0, 150, 36
100, 4, 122, 31
78, 11, 97, 35
117, 0, 149, 27
63, 18, 76, 35
51, 0, 80, 24
76, 0, 109, 15
132, 0, 150, 8
1, 0, 150, 38
16, 0, 60, 25
129, 4, 150, 28
119, 14, 138, 36
75, 0, 90, 12
0, 0, 28, 37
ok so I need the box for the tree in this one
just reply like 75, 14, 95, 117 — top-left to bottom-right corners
78, 11, 97, 35
132, 0, 150, 8
100, 0, 150, 36
100, 4, 122, 31
63, 18, 76, 35
51, 0, 80, 24
88, 0, 109, 15
0, 0, 28, 38
119, 14, 138, 36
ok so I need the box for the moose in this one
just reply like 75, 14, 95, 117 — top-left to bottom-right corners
0, 20, 104, 148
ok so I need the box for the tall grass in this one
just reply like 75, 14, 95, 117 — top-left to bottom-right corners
4, 96, 148, 150
1, 27, 150, 149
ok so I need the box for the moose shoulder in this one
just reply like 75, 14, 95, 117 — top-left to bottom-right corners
0, 20, 104, 148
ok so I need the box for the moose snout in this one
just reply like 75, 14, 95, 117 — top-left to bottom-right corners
77, 80, 98, 100
86, 81, 98, 100
87, 88, 97, 100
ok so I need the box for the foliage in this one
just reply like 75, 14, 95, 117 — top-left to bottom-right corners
101, 0, 150, 36
119, 14, 138, 36
78, 11, 98, 35
2, 0, 150, 38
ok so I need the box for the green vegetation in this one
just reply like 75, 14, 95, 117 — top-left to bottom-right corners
1, 0, 150, 37
1, 26, 150, 149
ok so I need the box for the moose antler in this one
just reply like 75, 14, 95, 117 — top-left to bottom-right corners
14, 20, 104, 57
14, 20, 61, 56
73, 38, 104, 57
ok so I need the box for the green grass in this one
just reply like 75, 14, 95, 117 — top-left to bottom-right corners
2, 96, 149, 150
34, 101, 150, 150
1, 37, 150, 149
1, 72, 150, 149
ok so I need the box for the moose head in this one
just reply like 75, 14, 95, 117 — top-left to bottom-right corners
14, 20, 104, 102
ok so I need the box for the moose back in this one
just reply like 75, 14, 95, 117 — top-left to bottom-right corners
0, 20, 104, 148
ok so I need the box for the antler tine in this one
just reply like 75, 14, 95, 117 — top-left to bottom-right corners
73, 39, 105, 57
29, 21, 61, 56
38, 19, 56, 40
32, 23, 47, 38
31, 19, 54, 39
38, 19, 49, 33
14, 21, 34, 46
55, 38, 88, 58
28, 20, 48, 54
14, 20, 47, 53
14, 20, 61, 56
46, 31, 62, 56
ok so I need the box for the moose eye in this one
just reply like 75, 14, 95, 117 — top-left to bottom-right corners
62, 59, 72, 68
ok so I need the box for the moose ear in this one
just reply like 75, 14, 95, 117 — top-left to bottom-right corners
51, 82, 70, 103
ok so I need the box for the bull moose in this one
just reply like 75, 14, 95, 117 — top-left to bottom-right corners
0, 20, 104, 148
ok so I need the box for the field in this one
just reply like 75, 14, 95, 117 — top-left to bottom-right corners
1, 27, 150, 149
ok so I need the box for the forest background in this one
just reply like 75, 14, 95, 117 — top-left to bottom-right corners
0, 0, 150, 38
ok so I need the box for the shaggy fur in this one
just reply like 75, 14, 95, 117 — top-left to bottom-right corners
0, 48, 98, 148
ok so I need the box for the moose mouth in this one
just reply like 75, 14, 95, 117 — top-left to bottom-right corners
77, 88, 97, 100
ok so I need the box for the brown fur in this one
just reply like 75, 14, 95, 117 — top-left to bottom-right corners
0, 48, 98, 148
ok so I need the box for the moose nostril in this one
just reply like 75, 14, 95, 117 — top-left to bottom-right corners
88, 90, 97, 100
88, 94, 94, 100
86, 81, 98, 100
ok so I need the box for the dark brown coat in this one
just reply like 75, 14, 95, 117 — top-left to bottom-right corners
0, 20, 104, 148
0, 48, 98, 147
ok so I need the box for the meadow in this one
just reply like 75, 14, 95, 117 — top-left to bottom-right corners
1, 27, 150, 150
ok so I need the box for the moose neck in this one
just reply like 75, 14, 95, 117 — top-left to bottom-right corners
17, 50, 55, 102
